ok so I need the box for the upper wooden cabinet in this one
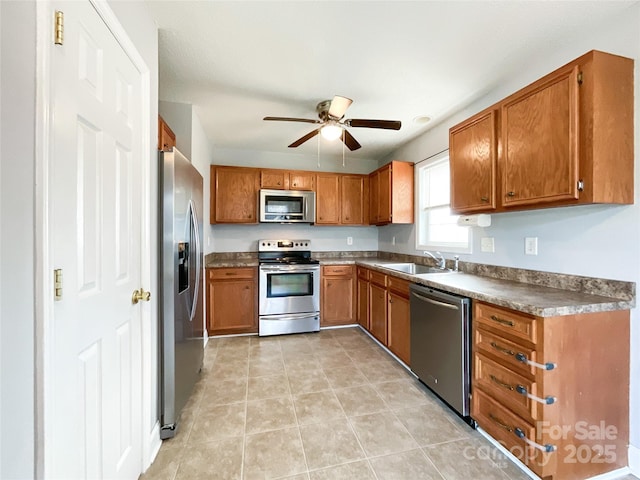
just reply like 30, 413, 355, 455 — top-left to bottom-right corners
449, 109, 497, 213
158, 115, 176, 151
450, 50, 634, 214
289, 171, 315, 191
315, 173, 367, 225
210, 166, 259, 224
369, 161, 414, 225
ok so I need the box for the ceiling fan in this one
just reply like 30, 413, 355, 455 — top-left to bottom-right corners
263, 95, 401, 151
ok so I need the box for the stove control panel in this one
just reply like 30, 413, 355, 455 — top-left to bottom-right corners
258, 239, 311, 251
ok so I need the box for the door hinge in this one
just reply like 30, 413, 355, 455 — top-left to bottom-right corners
577, 71, 583, 85
54, 11, 64, 45
54, 269, 63, 301
577, 180, 585, 192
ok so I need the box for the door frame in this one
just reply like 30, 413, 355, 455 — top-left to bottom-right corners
34, 0, 156, 476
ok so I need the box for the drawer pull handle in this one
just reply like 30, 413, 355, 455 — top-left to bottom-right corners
225, 272, 237, 276
489, 374, 515, 391
489, 413, 513, 432
515, 385, 557, 405
490, 341, 516, 357
490, 315, 514, 327
514, 427, 557, 453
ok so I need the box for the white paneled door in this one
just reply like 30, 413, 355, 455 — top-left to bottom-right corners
49, 1, 144, 478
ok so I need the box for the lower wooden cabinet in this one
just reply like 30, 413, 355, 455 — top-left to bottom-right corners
206, 267, 258, 335
472, 300, 630, 480
368, 271, 388, 344
387, 276, 410, 365
356, 267, 370, 330
321, 265, 355, 326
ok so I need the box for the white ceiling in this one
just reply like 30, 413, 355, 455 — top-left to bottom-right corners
146, 1, 636, 161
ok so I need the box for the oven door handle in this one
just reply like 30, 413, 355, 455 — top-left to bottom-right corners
260, 266, 319, 273
260, 312, 320, 321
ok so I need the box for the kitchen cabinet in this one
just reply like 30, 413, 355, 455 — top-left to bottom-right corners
321, 265, 355, 326
369, 161, 414, 225
368, 271, 388, 344
449, 109, 497, 213
450, 50, 634, 214
315, 173, 368, 225
158, 115, 176, 151
207, 267, 258, 335
210, 166, 259, 223
356, 267, 370, 330
387, 276, 410, 365
289, 171, 315, 190
472, 300, 629, 480
260, 169, 287, 189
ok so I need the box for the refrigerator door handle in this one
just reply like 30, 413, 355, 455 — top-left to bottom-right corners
188, 200, 201, 321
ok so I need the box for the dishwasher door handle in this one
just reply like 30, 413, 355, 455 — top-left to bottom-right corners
411, 291, 460, 310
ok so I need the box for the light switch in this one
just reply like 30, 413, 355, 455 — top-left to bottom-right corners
525, 237, 538, 255
481, 237, 495, 253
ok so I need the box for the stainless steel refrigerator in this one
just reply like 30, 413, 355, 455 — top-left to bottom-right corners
158, 148, 204, 440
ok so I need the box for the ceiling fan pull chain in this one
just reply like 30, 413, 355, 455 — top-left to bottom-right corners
342, 134, 346, 167
317, 134, 320, 168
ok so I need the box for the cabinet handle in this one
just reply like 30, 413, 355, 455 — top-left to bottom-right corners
490, 315, 514, 327
247, 214, 252, 219
490, 341, 515, 357
389, 298, 393, 304
277, 181, 281, 185
489, 413, 513, 433
507, 191, 516, 197
293, 183, 297, 186
481, 196, 489, 202
489, 374, 515, 391
225, 272, 237, 276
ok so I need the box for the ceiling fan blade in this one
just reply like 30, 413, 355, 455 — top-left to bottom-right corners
347, 119, 401, 130
264, 116, 321, 124
328, 95, 353, 119
341, 129, 362, 151
288, 128, 321, 148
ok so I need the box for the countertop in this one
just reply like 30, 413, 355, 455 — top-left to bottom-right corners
206, 256, 634, 317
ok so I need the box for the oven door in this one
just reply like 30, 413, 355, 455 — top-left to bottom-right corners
259, 265, 320, 316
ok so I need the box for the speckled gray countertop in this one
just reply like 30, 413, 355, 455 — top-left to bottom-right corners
205, 253, 635, 317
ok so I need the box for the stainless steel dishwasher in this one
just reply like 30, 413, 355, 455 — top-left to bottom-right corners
410, 283, 472, 421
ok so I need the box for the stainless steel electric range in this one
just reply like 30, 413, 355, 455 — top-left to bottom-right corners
258, 239, 320, 336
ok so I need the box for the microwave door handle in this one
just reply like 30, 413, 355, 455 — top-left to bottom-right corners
304, 197, 309, 220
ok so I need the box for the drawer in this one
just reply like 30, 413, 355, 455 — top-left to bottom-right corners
473, 389, 555, 478
357, 266, 370, 280
370, 270, 388, 287
322, 265, 353, 276
474, 352, 541, 421
209, 267, 256, 281
388, 275, 410, 297
474, 327, 537, 377
476, 302, 538, 346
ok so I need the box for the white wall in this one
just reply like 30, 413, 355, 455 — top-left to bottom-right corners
208, 147, 379, 253
0, 2, 36, 478
383, 3, 640, 466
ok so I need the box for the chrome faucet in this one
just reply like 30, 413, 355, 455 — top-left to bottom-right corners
423, 251, 446, 270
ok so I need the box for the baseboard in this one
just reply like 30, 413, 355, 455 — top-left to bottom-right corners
630, 443, 640, 476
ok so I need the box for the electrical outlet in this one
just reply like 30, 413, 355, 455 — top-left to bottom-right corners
480, 237, 495, 253
347, 236, 353, 246
525, 237, 538, 255
392, 236, 396, 245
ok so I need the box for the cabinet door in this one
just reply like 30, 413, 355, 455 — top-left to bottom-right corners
369, 283, 388, 344
341, 175, 366, 225
368, 171, 379, 224
260, 169, 287, 189
321, 275, 355, 326
378, 165, 392, 223
212, 166, 259, 223
501, 65, 579, 207
289, 171, 315, 191
387, 291, 410, 365
158, 115, 176, 151
450, 110, 497, 213
208, 278, 257, 334
315, 173, 340, 224
357, 276, 370, 330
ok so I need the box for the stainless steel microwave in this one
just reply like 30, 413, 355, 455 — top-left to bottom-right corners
259, 189, 316, 223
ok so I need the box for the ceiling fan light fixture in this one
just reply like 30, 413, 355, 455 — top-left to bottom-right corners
320, 123, 342, 141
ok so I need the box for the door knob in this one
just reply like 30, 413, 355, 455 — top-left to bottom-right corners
132, 288, 151, 305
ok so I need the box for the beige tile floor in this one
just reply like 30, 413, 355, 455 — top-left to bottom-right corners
142, 327, 639, 480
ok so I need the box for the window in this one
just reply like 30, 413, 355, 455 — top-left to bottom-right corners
415, 151, 471, 253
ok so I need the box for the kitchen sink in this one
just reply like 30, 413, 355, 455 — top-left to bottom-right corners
376, 262, 449, 275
